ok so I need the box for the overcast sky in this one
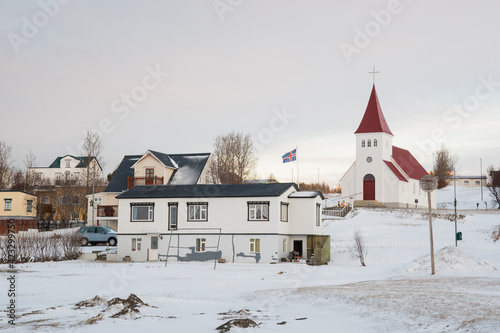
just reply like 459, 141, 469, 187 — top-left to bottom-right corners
1, 0, 499, 186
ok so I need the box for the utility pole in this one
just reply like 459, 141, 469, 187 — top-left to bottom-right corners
480, 158, 483, 202
317, 168, 320, 191
454, 170, 457, 247
420, 175, 438, 275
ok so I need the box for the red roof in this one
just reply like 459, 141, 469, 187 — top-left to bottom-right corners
392, 146, 428, 180
355, 85, 393, 135
384, 160, 408, 182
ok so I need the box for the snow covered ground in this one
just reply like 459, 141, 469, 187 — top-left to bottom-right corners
1, 186, 499, 332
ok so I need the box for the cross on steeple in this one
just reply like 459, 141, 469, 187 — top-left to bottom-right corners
369, 66, 379, 85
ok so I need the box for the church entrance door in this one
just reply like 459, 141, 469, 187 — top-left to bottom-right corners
363, 174, 375, 200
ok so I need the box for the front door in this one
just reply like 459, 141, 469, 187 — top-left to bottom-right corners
293, 240, 303, 258
145, 168, 154, 185
363, 174, 375, 200
149, 235, 159, 261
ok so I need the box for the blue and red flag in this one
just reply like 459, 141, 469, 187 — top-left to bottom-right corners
282, 148, 297, 163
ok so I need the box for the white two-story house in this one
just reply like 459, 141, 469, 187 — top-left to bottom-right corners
115, 183, 330, 264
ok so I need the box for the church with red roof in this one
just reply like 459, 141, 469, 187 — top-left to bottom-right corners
340, 85, 435, 208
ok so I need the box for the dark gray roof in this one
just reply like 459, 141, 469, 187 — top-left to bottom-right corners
104, 155, 142, 192
116, 183, 299, 199
168, 154, 211, 185
104, 152, 211, 193
148, 150, 177, 169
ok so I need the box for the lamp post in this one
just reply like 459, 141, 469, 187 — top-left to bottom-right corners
454, 170, 457, 247
420, 175, 438, 275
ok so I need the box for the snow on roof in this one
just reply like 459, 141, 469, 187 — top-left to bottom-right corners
288, 191, 324, 199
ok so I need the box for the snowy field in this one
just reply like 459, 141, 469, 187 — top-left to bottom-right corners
1, 186, 500, 332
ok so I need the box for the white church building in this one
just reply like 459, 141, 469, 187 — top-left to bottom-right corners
340, 85, 435, 209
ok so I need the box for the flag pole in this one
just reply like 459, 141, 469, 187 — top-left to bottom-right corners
296, 146, 299, 190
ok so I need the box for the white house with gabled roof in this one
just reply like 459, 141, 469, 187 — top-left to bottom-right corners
114, 183, 330, 264
340, 85, 434, 208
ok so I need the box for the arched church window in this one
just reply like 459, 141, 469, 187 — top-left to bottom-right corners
362, 140, 365, 147
374, 139, 377, 147
367, 140, 371, 147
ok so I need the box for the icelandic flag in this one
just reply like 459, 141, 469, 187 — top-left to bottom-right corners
282, 148, 297, 163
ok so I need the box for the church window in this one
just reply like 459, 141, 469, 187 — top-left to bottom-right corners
367, 140, 371, 147
413, 183, 416, 194
361, 140, 365, 147
374, 139, 377, 147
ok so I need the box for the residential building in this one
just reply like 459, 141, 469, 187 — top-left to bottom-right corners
86, 150, 211, 229
450, 176, 487, 188
0, 190, 37, 235
115, 183, 330, 264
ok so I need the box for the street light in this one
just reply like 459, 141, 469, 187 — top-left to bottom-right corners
420, 175, 438, 275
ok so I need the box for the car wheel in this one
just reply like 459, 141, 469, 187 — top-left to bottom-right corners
108, 238, 117, 246
81, 237, 89, 246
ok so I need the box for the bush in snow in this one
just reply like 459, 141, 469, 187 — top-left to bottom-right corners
347, 230, 368, 267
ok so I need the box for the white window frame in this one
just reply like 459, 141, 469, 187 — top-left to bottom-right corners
250, 238, 260, 253
168, 203, 178, 230
367, 139, 371, 147
374, 139, 377, 147
248, 202, 269, 221
131, 203, 154, 222
195, 238, 206, 252
361, 140, 366, 147
131, 238, 142, 251
280, 202, 288, 222
187, 203, 208, 221
316, 203, 321, 226
65, 159, 71, 168
4, 199, 12, 211
41, 196, 50, 205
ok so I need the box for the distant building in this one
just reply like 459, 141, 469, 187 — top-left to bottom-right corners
30, 154, 102, 186
450, 176, 487, 188
340, 85, 434, 208
0, 190, 37, 235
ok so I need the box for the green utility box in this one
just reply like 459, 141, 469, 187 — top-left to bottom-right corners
456, 232, 462, 241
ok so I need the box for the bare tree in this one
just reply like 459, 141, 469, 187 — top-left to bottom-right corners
433, 144, 458, 189
24, 150, 38, 192
0, 141, 13, 190
81, 131, 106, 193
56, 179, 87, 227
487, 165, 500, 209
209, 131, 257, 184
347, 230, 368, 266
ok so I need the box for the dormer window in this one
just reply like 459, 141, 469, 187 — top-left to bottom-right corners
65, 159, 70, 168
374, 139, 377, 147
367, 140, 371, 147
361, 140, 366, 147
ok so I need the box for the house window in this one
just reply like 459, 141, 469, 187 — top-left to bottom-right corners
131, 203, 154, 221
65, 172, 71, 181
361, 140, 366, 147
475, 181, 480, 185
59, 196, 67, 205
27, 200, 33, 213
56, 173, 62, 181
66, 159, 70, 168
169, 203, 178, 230
73, 172, 80, 180
195, 238, 206, 252
250, 238, 260, 253
283, 239, 287, 253
280, 202, 288, 222
248, 202, 269, 221
316, 203, 321, 226
4, 199, 12, 211
367, 140, 371, 147
131, 238, 142, 251
464, 180, 469, 185
187, 203, 208, 221
41, 196, 50, 204
374, 139, 377, 147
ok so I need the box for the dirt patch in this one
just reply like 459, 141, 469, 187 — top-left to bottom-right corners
216, 318, 259, 332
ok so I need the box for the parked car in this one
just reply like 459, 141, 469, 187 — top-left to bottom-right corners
77, 226, 117, 246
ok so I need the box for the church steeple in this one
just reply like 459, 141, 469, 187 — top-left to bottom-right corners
354, 85, 393, 136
